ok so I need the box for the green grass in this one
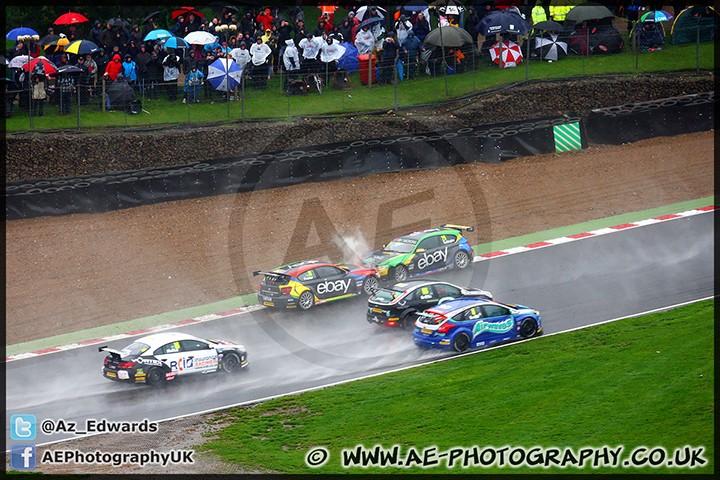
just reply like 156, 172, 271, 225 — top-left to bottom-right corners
5, 39, 714, 132
198, 299, 714, 474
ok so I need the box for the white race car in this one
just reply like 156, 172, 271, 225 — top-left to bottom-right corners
99, 331, 248, 386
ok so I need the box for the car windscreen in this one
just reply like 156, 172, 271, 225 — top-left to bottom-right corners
383, 240, 415, 253
370, 288, 402, 303
119, 342, 151, 357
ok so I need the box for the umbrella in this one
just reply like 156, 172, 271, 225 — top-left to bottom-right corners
184, 31, 216, 45
172, 7, 206, 20
358, 17, 387, 29
476, 9, 531, 36
144, 29, 173, 41
21, 57, 57, 75
564, 2, 613, 25
640, 10, 673, 23
403, 0, 430, 11
532, 20, 566, 33
207, 57, 242, 91
107, 17, 130, 27
490, 39, 523, 67
53, 64, 83, 76
356, 6, 388, 22
6, 27, 39, 41
54, 12, 89, 25
533, 33, 568, 61
65, 39, 100, 55
337, 41, 359, 74
162, 36, 190, 49
38, 34, 61, 47
210, 2, 239, 13
431, 0, 466, 16
7, 55, 33, 69
142, 11, 162, 24
423, 25, 474, 47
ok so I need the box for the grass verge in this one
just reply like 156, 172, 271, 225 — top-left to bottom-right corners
198, 299, 714, 474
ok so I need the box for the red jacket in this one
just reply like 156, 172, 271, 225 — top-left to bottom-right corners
104, 54, 123, 80
257, 10, 273, 31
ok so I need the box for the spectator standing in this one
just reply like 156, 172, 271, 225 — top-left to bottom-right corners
95, 49, 109, 79
257, 9, 274, 31
338, 18, 353, 44
378, 32, 399, 84
30, 70, 47, 116
231, 42, 251, 71
100, 23, 116, 56
103, 53, 123, 81
171, 16, 185, 37
298, 33, 321, 74
412, 12, 430, 42
401, 30, 424, 78
146, 44, 163, 100
184, 65, 204, 103
89, 20, 103, 46
249, 36, 272, 88
67, 24, 83, 42
162, 49, 181, 101
294, 20, 309, 46
84, 54, 98, 95
135, 44, 151, 97
121, 54, 138, 90
75, 55, 91, 105
354, 24, 375, 55
129, 25, 143, 48
57, 71, 75, 115
394, 14, 412, 46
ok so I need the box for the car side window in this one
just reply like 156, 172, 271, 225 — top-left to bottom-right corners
417, 236, 441, 250
297, 269, 316, 281
439, 234, 457, 245
416, 285, 436, 301
436, 284, 461, 298
154, 341, 183, 355
180, 340, 209, 351
315, 265, 344, 278
464, 306, 484, 321
482, 305, 510, 318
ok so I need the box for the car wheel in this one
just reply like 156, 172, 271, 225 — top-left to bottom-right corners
362, 275, 379, 296
520, 318, 538, 338
394, 265, 409, 282
454, 250, 471, 269
452, 333, 471, 352
298, 290, 315, 311
221, 353, 242, 373
146, 367, 165, 386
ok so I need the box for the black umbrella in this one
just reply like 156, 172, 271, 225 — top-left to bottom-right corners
476, 9, 531, 36
423, 25, 474, 47
564, 1, 613, 25
142, 11, 162, 24
38, 34, 61, 47
532, 20, 566, 33
51, 64, 83, 76
107, 17, 130, 28
533, 33, 568, 61
358, 16, 386, 29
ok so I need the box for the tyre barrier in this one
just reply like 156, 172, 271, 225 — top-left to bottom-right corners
585, 92, 714, 145
5, 116, 580, 221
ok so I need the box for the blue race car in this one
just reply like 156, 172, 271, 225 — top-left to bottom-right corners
413, 298, 541, 352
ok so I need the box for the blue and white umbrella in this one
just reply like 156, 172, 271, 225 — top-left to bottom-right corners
207, 57, 242, 91
143, 29, 173, 41
162, 36, 189, 50
7, 27, 39, 41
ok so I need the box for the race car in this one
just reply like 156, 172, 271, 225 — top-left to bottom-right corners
253, 260, 380, 311
367, 279, 493, 329
99, 331, 248, 386
413, 298, 541, 352
361, 225, 475, 283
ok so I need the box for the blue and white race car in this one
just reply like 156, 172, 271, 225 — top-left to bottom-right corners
413, 298, 541, 352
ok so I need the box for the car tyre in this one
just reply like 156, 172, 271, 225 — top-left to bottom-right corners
362, 275, 380, 296
221, 352, 242, 374
452, 333, 471, 352
454, 250, 471, 269
298, 290, 315, 311
394, 265, 409, 282
520, 318, 538, 338
401, 311, 419, 330
146, 367, 165, 386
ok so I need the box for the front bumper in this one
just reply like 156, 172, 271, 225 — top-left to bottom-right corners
412, 331, 452, 350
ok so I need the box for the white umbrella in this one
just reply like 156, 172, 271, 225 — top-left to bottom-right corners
356, 5, 387, 21
207, 57, 242, 91
184, 30, 216, 45
533, 33, 568, 61
8, 55, 33, 69
490, 40, 523, 68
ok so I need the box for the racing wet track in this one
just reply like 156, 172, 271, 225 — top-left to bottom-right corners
5, 212, 714, 446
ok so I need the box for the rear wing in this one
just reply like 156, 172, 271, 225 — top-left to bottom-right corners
442, 224, 474, 232
98, 345, 122, 360
253, 270, 291, 282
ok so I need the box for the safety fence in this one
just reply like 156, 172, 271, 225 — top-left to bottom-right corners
5, 30, 714, 131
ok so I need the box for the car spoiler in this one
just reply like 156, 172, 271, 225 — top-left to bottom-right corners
442, 224, 474, 232
253, 270, 291, 281
98, 345, 123, 359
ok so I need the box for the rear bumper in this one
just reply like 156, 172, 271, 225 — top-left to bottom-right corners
102, 367, 145, 383
257, 292, 298, 309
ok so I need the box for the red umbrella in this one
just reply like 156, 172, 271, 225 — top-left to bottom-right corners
54, 12, 90, 25
490, 40, 523, 68
171, 7, 206, 20
21, 57, 57, 76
